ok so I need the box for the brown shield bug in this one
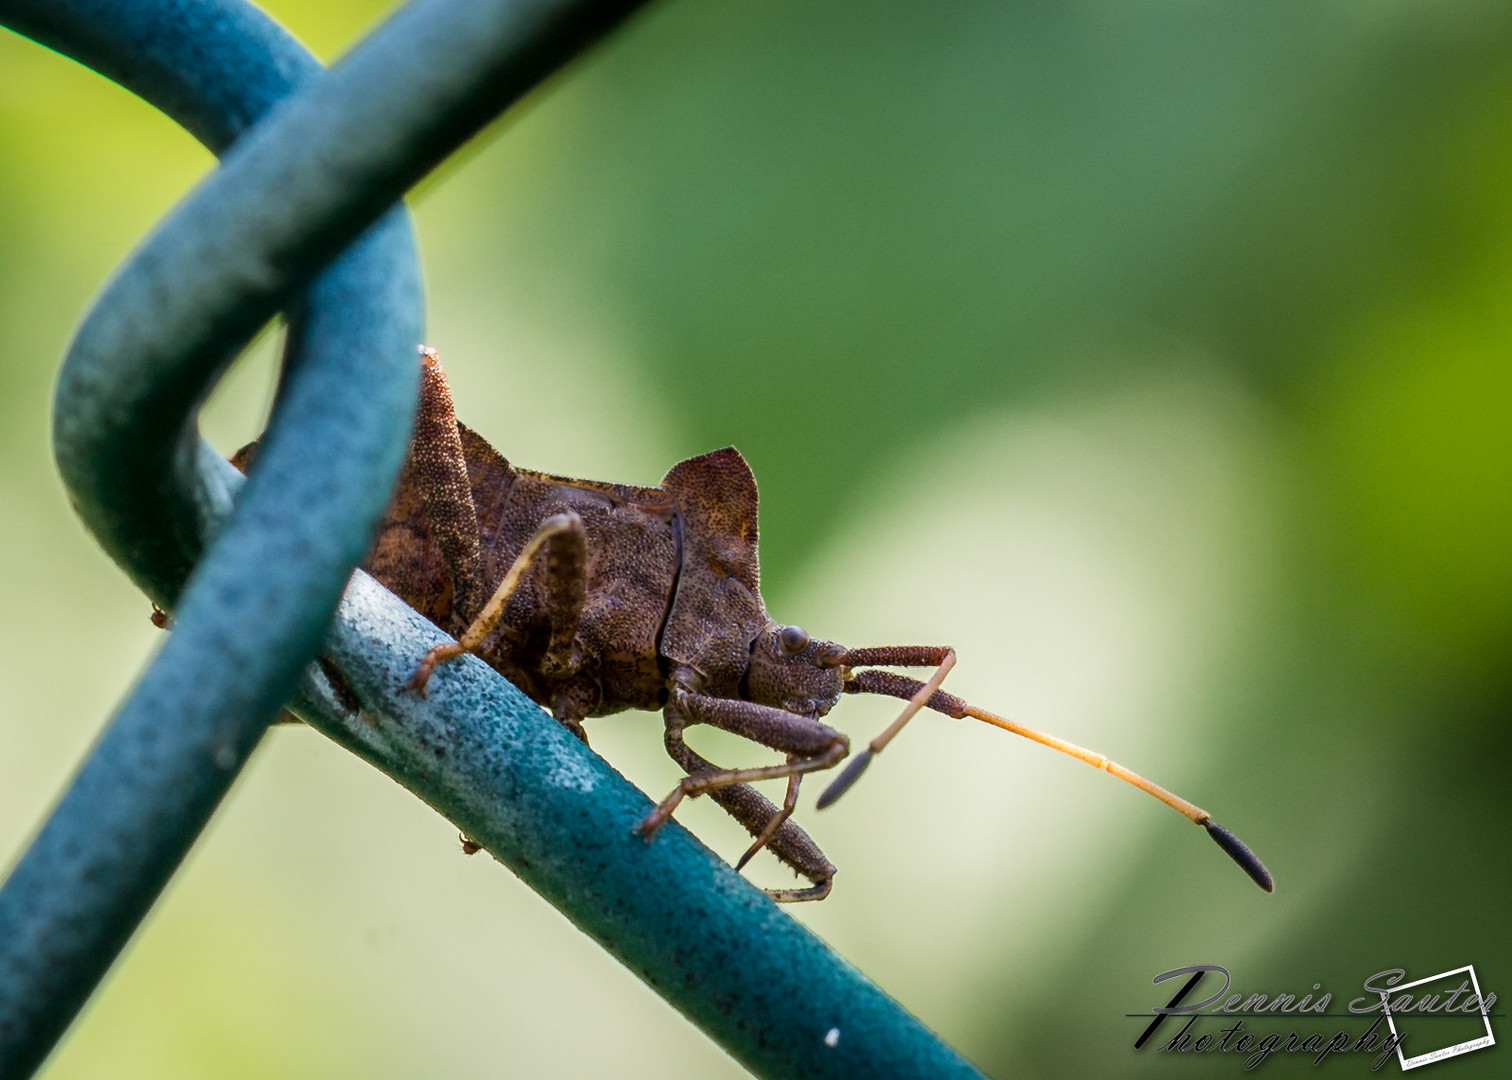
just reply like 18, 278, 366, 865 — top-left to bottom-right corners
239, 347, 1272, 902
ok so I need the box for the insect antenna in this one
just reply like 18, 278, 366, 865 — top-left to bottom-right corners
817, 652, 1274, 892
814, 646, 956, 812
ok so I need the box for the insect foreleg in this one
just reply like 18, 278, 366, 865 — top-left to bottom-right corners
635, 692, 848, 898
657, 728, 836, 902
734, 764, 801, 873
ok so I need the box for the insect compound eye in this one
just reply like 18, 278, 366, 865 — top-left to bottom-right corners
778, 624, 810, 655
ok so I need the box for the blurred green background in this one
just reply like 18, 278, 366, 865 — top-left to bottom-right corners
3, 1, 1511, 1076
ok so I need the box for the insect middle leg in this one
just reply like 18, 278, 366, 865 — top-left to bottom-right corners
404, 348, 589, 706
406, 511, 587, 693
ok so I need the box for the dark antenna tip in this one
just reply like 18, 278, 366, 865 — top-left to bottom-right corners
816, 750, 874, 810
1204, 820, 1274, 893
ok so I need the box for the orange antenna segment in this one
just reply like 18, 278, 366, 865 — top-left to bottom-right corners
821, 659, 1274, 893
961, 704, 1207, 821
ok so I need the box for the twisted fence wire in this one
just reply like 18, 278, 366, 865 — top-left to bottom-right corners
0, 2, 988, 1077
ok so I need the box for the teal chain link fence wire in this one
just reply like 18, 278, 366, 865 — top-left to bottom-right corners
0, 2, 988, 1077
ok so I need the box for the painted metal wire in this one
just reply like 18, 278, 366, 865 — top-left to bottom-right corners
0, 2, 988, 1078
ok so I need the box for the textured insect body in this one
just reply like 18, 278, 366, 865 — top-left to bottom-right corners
369, 422, 686, 723
244, 348, 1273, 902
370, 415, 852, 730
